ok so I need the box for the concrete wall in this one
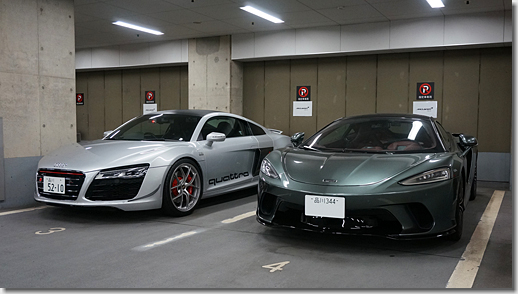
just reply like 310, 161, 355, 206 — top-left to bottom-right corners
0, 0, 76, 209
188, 36, 243, 115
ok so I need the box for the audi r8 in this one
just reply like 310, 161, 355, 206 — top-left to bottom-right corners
257, 113, 478, 240
35, 110, 291, 216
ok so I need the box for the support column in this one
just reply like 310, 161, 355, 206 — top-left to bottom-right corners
188, 35, 243, 115
0, 0, 76, 208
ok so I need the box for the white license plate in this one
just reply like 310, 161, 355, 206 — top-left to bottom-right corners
43, 176, 65, 194
305, 195, 345, 219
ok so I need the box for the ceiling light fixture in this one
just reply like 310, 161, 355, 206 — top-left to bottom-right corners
112, 21, 164, 35
426, 0, 444, 8
240, 6, 284, 23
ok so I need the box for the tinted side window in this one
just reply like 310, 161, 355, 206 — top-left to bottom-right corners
435, 122, 452, 151
199, 117, 247, 140
249, 122, 266, 136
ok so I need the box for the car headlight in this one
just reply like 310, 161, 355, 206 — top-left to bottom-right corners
260, 159, 279, 179
95, 164, 149, 180
399, 167, 451, 185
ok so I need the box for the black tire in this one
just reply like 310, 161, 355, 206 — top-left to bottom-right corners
469, 167, 477, 201
447, 178, 465, 241
162, 159, 202, 217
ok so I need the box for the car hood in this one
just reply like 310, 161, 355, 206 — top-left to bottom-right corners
283, 149, 436, 186
38, 140, 193, 173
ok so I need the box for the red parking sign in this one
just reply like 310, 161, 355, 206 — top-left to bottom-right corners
145, 91, 155, 104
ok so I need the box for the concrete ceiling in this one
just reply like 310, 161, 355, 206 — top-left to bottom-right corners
74, 0, 512, 49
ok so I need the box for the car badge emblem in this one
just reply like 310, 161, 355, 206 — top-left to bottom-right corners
322, 179, 337, 183
54, 163, 68, 168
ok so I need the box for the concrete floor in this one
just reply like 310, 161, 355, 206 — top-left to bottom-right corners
0, 181, 512, 289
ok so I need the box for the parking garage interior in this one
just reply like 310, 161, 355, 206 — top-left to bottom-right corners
0, 0, 513, 290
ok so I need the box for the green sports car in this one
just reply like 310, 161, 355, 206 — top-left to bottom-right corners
257, 113, 478, 240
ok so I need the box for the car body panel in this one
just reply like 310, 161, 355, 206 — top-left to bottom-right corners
35, 110, 291, 213
257, 113, 478, 239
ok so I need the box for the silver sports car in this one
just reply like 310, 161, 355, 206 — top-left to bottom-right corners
35, 110, 291, 216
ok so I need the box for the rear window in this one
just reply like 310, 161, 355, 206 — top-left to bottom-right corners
249, 122, 266, 136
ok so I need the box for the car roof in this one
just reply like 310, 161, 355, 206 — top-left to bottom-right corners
152, 109, 222, 117
343, 113, 435, 121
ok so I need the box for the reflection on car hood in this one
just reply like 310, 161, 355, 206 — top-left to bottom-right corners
283, 149, 436, 186
38, 140, 193, 173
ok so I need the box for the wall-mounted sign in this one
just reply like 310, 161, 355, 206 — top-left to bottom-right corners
143, 103, 158, 115
416, 82, 434, 100
413, 101, 437, 118
293, 101, 312, 117
76, 93, 84, 105
145, 91, 155, 104
296, 86, 311, 101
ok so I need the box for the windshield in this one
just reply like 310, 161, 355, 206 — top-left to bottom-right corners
301, 117, 442, 153
105, 114, 201, 141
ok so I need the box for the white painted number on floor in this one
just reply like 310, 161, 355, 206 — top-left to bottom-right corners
35, 228, 66, 235
262, 261, 290, 273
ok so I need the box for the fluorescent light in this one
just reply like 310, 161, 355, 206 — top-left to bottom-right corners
240, 6, 284, 23
426, 0, 444, 8
112, 21, 164, 35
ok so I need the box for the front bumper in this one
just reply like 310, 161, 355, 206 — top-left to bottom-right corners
257, 176, 458, 239
34, 166, 168, 211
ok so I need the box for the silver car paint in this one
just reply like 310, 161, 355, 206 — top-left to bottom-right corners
35, 111, 291, 211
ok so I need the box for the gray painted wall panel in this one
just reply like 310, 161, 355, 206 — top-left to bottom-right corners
92, 46, 120, 68
120, 43, 150, 67
478, 152, 511, 182
0, 156, 41, 209
255, 30, 296, 57
231, 33, 255, 60
296, 26, 341, 55
76, 40, 188, 70
341, 22, 390, 53
444, 11, 505, 45
0, 118, 4, 201
504, 10, 512, 42
233, 12, 510, 60
149, 41, 183, 64
75, 49, 92, 69
390, 17, 444, 49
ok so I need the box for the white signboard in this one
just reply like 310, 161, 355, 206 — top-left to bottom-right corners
143, 104, 158, 115
293, 101, 312, 117
413, 101, 437, 118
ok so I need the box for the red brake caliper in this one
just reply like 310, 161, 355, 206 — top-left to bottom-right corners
172, 177, 182, 196
171, 175, 193, 196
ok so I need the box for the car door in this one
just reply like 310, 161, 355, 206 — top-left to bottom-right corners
198, 116, 258, 193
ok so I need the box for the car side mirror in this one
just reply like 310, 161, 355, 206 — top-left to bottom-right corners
103, 130, 113, 138
291, 132, 305, 147
459, 134, 478, 147
206, 132, 226, 147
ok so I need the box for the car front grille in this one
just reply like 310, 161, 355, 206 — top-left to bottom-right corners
37, 169, 86, 200
85, 178, 144, 201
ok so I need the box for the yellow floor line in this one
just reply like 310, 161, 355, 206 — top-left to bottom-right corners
446, 190, 505, 288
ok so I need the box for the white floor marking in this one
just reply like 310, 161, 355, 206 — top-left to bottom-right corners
134, 210, 256, 251
446, 190, 505, 288
133, 229, 205, 251
0, 206, 47, 216
221, 210, 256, 224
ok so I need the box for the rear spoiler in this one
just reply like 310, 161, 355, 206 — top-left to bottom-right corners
268, 129, 283, 134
